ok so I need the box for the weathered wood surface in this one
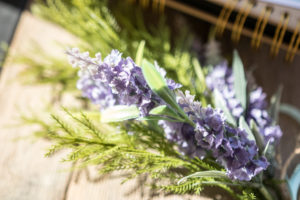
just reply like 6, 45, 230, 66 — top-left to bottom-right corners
0, 12, 210, 200
0, 12, 74, 200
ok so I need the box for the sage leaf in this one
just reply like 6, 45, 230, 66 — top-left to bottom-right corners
193, 58, 206, 93
263, 139, 271, 156
141, 59, 176, 106
135, 40, 145, 66
280, 104, 300, 125
141, 59, 192, 125
200, 180, 241, 187
178, 171, 228, 184
286, 164, 300, 200
239, 117, 255, 142
269, 85, 283, 124
250, 120, 264, 152
233, 50, 247, 109
137, 116, 178, 122
149, 105, 181, 120
101, 105, 139, 122
213, 89, 237, 126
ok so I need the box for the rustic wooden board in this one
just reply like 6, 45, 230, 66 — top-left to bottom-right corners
0, 11, 74, 200
66, 169, 208, 200
0, 12, 211, 200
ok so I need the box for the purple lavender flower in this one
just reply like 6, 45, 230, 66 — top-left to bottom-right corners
220, 126, 268, 181
67, 48, 180, 116
68, 48, 269, 181
206, 63, 282, 144
159, 120, 205, 158
248, 88, 282, 143
160, 90, 268, 181
206, 63, 244, 118
76, 72, 116, 109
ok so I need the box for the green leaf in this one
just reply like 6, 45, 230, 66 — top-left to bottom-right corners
250, 120, 264, 152
101, 105, 140, 122
280, 104, 300, 125
262, 139, 271, 156
192, 58, 206, 93
141, 59, 175, 105
239, 117, 255, 142
137, 116, 178, 122
286, 164, 300, 200
178, 171, 228, 184
135, 40, 145, 66
149, 105, 181, 120
232, 50, 247, 109
213, 89, 237, 126
141, 59, 193, 125
269, 85, 283, 124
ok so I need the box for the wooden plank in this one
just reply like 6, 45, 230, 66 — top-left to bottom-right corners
0, 11, 77, 200
66, 169, 209, 200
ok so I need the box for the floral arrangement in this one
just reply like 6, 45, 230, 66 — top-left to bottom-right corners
67, 47, 273, 181
41, 45, 284, 199
17, 0, 300, 199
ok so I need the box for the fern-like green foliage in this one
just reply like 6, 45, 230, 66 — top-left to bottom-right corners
16, 45, 77, 90
20, 0, 204, 97
22, 108, 256, 199
237, 191, 257, 200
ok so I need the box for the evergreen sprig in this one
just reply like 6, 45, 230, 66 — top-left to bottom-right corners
28, 109, 254, 199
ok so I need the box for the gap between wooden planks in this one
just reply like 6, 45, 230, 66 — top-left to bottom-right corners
0, 11, 212, 200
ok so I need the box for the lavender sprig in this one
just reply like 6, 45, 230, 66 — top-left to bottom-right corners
67, 48, 180, 116
67, 48, 269, 181
206, 63, 282, 144
161, 90, 268, 181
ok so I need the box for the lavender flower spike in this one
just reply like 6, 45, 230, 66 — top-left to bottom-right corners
160, 90, 269, 181
206, 63, 282, 144
67, 48, 180, 115
68, 48, 269, 181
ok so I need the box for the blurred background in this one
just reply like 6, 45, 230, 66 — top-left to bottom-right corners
0, 0, 300, 199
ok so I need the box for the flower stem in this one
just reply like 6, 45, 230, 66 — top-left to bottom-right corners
259, 185, 273, 200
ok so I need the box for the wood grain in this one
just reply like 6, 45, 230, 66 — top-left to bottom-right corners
0, 12, 75, 200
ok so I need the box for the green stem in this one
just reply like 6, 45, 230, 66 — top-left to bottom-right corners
259, 185, 273, 200
175, 105, 195, 126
